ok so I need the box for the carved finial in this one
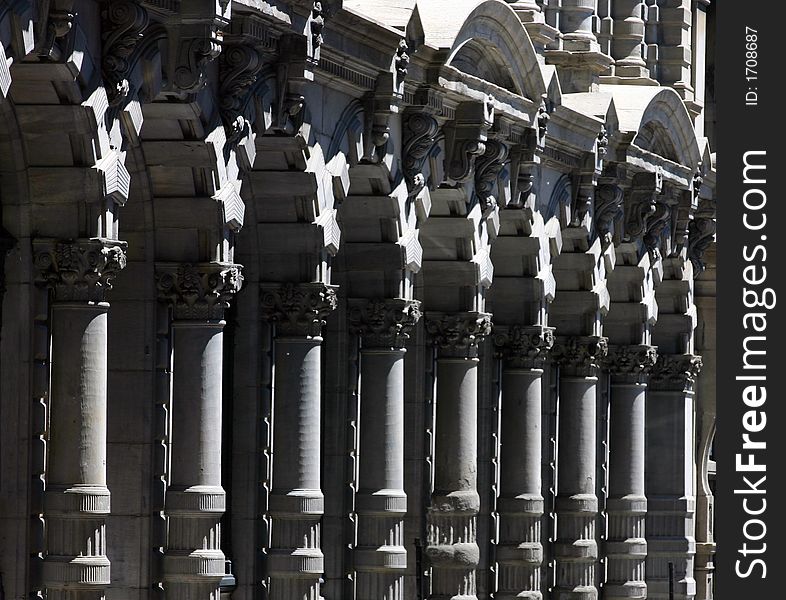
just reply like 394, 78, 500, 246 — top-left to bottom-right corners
425, 312, 493, 359
260, 282, 338, 338
650, 353, 703, 392
34, 239, 128, 303
493, 325, 554, 369
348, 299, 421, 349
603, 345, 658, 384
156, 263, 243, 321
552, 336, 609, 378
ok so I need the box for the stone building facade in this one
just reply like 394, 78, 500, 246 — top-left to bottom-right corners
0, 1, 717, 600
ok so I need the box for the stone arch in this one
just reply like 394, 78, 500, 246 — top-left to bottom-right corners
634, 89, 701, 171
544, 173, 572, 224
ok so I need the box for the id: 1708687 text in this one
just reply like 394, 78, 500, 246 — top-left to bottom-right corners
745, 27, 759, 107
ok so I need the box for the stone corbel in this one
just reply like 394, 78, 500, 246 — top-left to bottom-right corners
594, 165, 626, 242
36, 0, 75, 60
402, 109, 439, 199
688, 194, 716, 277
444, 98, 494, 184
623, 169, 663, 250
474, 139, 509, 217
508, 127, 540, 209
361, 72, 401, 164
274, 33, 310, 133
101, 0, 150, 108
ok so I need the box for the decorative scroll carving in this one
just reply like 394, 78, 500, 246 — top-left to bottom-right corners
474, 139, 508, 216
219, 42, 263, 137
260, 282, 338, 338
603, 345, 658, 384
348, 298, 421, 349
624, 170, 663, 244
34, 239, 127, 303
156, 263, 242, 321
402, 111, 439, 197
38, 2, 75, 59
494, 325, 555, 369
594, 181, 624, 238
688, 197, 716, 276
445, 99, 494, 183
650, 353, 703, 392
172, 32, 222, 92
425, 312, 493, 359
552, 335, 609, 378
102, 0, 149, 107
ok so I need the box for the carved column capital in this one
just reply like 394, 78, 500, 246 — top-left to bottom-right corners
552, 335, 608, 378
260, 282, 338, 338
425, 312, 492, 359
34, 239, 128, 303
650, 353, 703, 393
348, 298, 421, 349
603, 344, 658, 384
493, 325, 554, 369
156, 262, 243, 321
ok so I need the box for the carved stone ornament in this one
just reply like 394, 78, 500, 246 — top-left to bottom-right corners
34, 239, 128, 303
552, 335, 609, 378
446, 99, 494, 183
156, 262, 243, 321
38, 2, 75, 60
493, 325, 555, 370
348, 298, 422, 349
624, 169, 663, 246
275, 34, 309, 132
309, 1, 325, 60
650, 353, 703, 393
596, 124, 609, 159
219, 42, 263, 134
102, 0, 150, 107
688, 198, 716, 276
474, 139, 509, 217
537, 97, 549, 143
594, 182, 624, 239
603, 345, 658, 384
395, 39, 410, 85
260, 282, 338, 338
402, 111, 439, 198
425, 312, 493, 359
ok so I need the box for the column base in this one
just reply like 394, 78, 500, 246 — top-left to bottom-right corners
603, 582, 647, 599
42, 555, 112, 590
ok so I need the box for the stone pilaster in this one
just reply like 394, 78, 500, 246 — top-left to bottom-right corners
646, 354, 703, 600
424, 312, 492, 600
603, 345, 658, 600
260, 282, 338, 600
493, 326, 554, 600
156, 263, 243, 600
551, 336, 608, 600
349, 299, 422, 600
34, 238, 128, 600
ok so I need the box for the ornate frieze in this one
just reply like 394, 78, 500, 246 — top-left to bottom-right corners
34, 239, 128, 303
348, 298, 421, 349
156, 262, 242, 321
260, 282, 338, 338
650, 353, 703, 393
445, 99, 494, 183
474, 139, 509, 216
604, 344, 658, 384
493, 325, 555, 370
425, 312, 493, 359
402, 111, 439, 197
102, 0, 150, 107
552, 335, 609, 378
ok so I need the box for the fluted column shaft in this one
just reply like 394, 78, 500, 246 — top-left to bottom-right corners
494, 327, 554, 600
604, 346, 657, 600
611, 0, 648, 75
646, 354, 702, 600
157, 263, 243, 600
425, 313, 492, 600
261, 283, 338, 600
35, 239, 127, 600
350, 299, 421, 600
553, 336, 608, 600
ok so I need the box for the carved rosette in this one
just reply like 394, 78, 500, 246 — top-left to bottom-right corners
494, 325, 555, 370
552, 335, 609, 378
156, 263, 243, 321
34, 239, 128, 303
425, 312, 493, 359
603, 345, 658, 385
348, 298, 422, 349
650, 353, 703, 393
102, 0, 149, 106
402, 111, 439, 197
260, 282, 338, 338
474, 139, 509, 215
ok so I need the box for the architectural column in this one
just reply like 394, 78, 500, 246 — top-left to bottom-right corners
560, 0, 600, 51
424, 312, 492, 600
260, 283, 338, 600
494, 326, 554, 600
349, 299, 422, 600
156, 263, 243, 600
611, 1, 649, 77
604, 345, 657, 600
34, 239, 127, 599
552, 336, 608, 600
646, 354, 702, 600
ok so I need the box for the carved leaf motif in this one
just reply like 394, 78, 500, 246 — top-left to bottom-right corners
348, 299, 422, 349
156, 263, 243, 321
493, 326, 555, 369
425, 312, 492, 358
260, 283, 338, 337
